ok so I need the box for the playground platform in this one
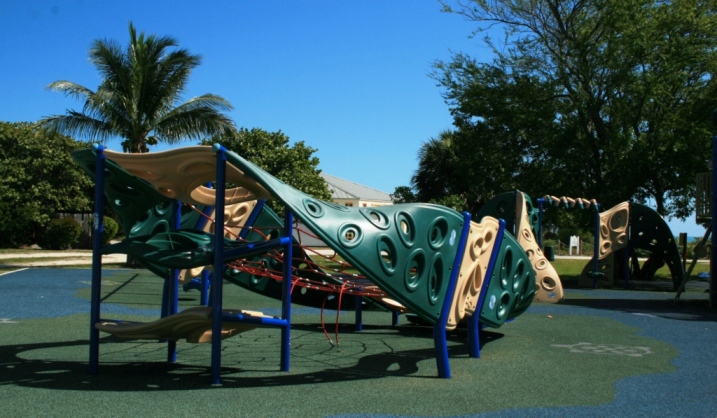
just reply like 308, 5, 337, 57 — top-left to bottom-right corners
1, 267, 716, 417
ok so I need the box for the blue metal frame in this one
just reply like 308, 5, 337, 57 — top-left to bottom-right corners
433, 212, 473, 378
238, 199, 267, 240
210, 144, 293, 385
89, 144, 106, 375
467, 218, 506, 358
592, 202, 601, 289
87, 144, 294, 385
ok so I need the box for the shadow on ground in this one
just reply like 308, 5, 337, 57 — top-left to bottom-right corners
0, 323, 505, 391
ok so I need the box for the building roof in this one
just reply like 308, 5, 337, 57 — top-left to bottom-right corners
320, 173, 393, 202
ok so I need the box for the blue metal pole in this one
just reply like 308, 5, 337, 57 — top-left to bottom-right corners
167, 200, 181, 363
211, 144, 227, 385
468, 218, 506, 358
89, 144, 106, 375
537, 198, 544, 248
280, 210, 293, 371
593, 203, 601, 289
434, 212, 472, 378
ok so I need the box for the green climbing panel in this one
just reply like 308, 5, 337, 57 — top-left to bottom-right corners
629, 203, 685, 290
480, 232, 535, 327
224, 150, 466, 325
476, 191, 540, 236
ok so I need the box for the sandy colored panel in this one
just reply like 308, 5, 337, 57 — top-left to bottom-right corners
95, 307, 260, 343
515, 193, 563, 303
446, 216, 500, 330
104, 147, 273, 206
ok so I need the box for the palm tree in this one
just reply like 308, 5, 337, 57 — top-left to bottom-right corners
41, 22, 234, 153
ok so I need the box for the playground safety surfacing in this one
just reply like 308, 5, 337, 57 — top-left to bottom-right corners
1, 268, 716, 417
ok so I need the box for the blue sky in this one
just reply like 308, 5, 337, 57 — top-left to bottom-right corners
1, 1, 706, 237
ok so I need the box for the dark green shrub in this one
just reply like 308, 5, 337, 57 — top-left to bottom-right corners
102, 216, 119, 244
41, 217, 82, 250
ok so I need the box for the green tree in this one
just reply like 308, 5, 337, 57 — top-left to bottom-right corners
391, 186, 417, 204
41, 22, 234, 153
433, 0, 717, 220
0, 122, 93, 247
200, 128, 332, 205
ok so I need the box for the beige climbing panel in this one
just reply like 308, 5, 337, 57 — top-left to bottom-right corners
516, 193, 563, 303
578, 201, 630, 287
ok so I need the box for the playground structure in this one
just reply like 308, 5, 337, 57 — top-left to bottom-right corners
536, 195, 685, 290
73, 144, 541, 385
476, 191, 564, 303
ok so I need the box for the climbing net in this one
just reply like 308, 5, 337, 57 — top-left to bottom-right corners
187, 204, 394, 346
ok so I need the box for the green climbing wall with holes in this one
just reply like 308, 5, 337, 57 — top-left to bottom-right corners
72, 147, 204, 278
223, 204, 374, 310
629, 203, 685, 289
223, 150, 466, 324
480, 232, 535, 327
476, 191, 540, 236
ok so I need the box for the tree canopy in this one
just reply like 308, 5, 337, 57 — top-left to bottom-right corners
0, 122, 93, 247
200, 128, 332, 206
41, 22, 234, 153
414, 0, 717, 222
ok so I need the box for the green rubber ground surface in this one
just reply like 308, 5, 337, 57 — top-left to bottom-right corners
1, 268, 715, 417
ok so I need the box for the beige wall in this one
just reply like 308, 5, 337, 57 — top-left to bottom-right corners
333, 198, 393, 208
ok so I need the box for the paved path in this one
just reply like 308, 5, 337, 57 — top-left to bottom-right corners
0, 251, 126, 267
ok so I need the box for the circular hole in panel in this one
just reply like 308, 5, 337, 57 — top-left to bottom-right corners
303, 199, 325, 218
470, 264, 484, 294
512, 260, 525, 292
151, 222, 169, 235
338, 224, 363, 248
404, 249, 426, 292
611, 210, 628, 230
377, 235, 398, 276
114, 199, 124, 207
300, 287, 308, 295
323, 201, 351, 212
395, 212, 416, 248
500, 247, 514, 290
427, 254, 444, 305
154, 201, 172, 216
361, 209, 390, 230
541, 276, 556, 291
227, 205, 250, 225
428, 217, 449, 249
251, 276, 261, 285
497, 292, 510, 319
600, 224, 609, 238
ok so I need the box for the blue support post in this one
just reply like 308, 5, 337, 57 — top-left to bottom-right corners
238, 199, 266, 240
166, 200, 182, 362
211, 144, 227, 386
89, 144, 106, 375
537, 198, 545, 249
200, 269, 210, 306
468, 218, 506, 358
592, 203, 601, 289
433, 212, 472, 378
280, 210, 293, 371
